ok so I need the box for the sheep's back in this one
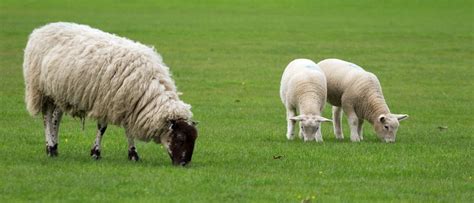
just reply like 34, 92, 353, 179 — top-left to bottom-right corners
24, 22, 174, 125
280, 59, 326, 108
318, 59, 368, 106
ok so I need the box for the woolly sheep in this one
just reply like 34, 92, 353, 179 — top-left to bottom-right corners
23, 22, 198, 166
280, 59, 332, 142
317, 58, 408, 143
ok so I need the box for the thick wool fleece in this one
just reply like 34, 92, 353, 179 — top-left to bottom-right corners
23, 22, 192, 141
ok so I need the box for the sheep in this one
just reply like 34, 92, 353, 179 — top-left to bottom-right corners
280, 59, 332, 142
317, 58, 408, 143
23, 22, 198, 166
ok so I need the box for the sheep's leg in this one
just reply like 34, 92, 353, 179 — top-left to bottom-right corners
357, 119, 364, 140
315, 127, 324, 142
332, 106, 344, 140
126, 136, 139, 161
286, 108, 296, 140
343, 107, 361, 142
90, 121, 107, 160
43, 103, 63, 156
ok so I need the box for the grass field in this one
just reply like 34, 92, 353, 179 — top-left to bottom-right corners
0, 0, 473, 202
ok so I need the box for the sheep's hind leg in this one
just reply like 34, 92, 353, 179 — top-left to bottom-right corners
43, 103, 63, 156
90, 121, 107, 160
126, 135, 139, 161
332, 106, 344, 140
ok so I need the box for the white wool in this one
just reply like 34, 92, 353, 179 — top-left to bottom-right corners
317, 58, 388, 122
317, 58, 408, 142
23, 22, 193, 141
280, 59, 327, 115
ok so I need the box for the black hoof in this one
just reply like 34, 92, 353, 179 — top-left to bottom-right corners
46, 144, 58, 157
128, 147, 140, 161
90, 148, 101, 160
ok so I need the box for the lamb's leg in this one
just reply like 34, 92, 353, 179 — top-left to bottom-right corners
126, 136, 139, 161
90, 121, 107, 160
43, 103, 62, 156
315, 127, 324, 142
357, 119, 364, 140
332, 106, 344, 140
343, 107, 361, 142
286, 108, 296, 140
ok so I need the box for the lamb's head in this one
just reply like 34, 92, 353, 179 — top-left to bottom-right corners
374, 114, 408, 143
161, 120, 198, 166
290, 115, 332, 141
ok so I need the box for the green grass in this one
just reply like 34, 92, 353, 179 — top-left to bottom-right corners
0, 0, 473, 202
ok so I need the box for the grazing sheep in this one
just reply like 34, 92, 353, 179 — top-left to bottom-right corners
317, 58, 408, 143
280, 59, 332, 142
23, 22, 198, 166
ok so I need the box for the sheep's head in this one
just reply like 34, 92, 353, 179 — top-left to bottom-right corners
374, 114, 408, 143
290, 114, 332, 141
161, 119, 198, 166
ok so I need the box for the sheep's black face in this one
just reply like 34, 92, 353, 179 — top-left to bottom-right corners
168, 120, 198, 166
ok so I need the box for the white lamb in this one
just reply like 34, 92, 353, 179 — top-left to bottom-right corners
317, 58, 408, 143
280, 59, 332, 142
23, 22, 198, 166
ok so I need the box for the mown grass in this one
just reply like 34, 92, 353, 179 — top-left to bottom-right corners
0, 0, 472, 202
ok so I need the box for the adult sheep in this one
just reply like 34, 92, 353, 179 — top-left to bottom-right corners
280, 59, 332, 142
317, 58, 408, 143
23, 22, 198, 166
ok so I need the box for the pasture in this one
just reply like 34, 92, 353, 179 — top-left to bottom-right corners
0, 0, 472, 202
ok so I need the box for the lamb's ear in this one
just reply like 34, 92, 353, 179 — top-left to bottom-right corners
316, 116, 332, 122
191, 120, 199, 126
378, 115, 386, 123
289, 115, 306, 121
393, 114, 409, 121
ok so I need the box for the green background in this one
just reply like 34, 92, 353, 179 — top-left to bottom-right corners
0, 0, 472, 202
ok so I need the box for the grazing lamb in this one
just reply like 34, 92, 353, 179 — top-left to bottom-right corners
280, 59, 332, 142
23, 22, 198, 166
317, 58, 408, 143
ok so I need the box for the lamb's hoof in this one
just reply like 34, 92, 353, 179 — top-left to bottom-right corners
350, 136, 361, 142
90, 148, 101, 160
46, 144, 58, 157
286, 134, 294, 140
335, 135, 344, 141
128, 147, 140, 161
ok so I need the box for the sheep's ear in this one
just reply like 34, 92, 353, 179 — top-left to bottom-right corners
289, 115, 306, 121
191, 120, 199, 126
393, 114, 409, 121
378, 115, 386, 123
316, 116, 332, 122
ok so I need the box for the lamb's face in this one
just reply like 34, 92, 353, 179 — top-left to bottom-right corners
162, 120, 198, 166
374, 114, 408, 143
290, 115, 332, 141
300, 118, 320, 141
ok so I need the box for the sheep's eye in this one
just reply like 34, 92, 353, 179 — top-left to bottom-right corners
384, 126, 389, 130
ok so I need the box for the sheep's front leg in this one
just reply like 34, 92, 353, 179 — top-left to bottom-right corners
315, 127, 324, 142
286, 108, 296, 140
90, 121, 107, 160
332, 106, 344, 140
126, 135, 139, 161
43, 104, 63, 156
347, 113, 361, 142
